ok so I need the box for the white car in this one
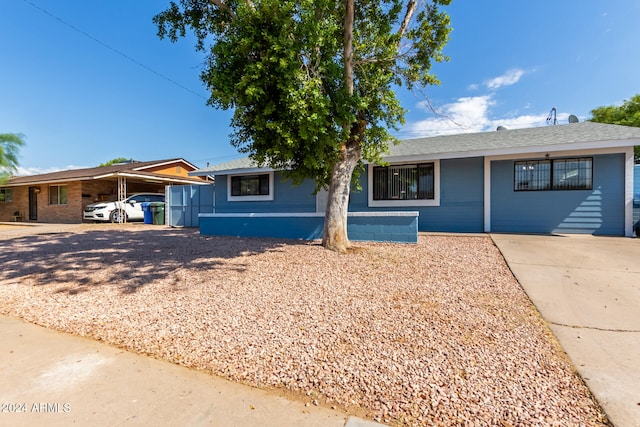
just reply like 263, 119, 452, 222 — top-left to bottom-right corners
83, 193, 165, 223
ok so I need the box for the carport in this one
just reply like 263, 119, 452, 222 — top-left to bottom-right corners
0, 159, 210, 223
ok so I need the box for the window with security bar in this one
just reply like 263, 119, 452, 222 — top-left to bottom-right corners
552, 158, 593, 190
514, 157, 592, 191
373, 163, 434, 200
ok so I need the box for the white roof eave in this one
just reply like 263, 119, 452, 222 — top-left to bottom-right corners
190, 167, 275, 176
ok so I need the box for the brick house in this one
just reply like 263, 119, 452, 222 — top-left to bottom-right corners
0, 159, 211, 223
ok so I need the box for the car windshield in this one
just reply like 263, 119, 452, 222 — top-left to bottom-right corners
128, 195, 164, 203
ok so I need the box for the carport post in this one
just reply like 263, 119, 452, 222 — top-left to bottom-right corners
117, 175, 127, 223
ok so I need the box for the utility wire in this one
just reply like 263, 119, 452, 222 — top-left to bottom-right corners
22, 0, 208, 101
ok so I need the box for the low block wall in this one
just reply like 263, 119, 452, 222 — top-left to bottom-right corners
199, 212, 419, 243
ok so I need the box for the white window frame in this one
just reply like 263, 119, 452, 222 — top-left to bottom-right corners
368, 160, 440, 207
227, 171, 275, 202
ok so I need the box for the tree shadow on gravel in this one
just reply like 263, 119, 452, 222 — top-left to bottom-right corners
0, 228, 312, 294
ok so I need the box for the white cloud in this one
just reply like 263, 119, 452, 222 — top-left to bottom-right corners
402, 97, 571, 139
491, 114, 550, 130
445, 96, 494, 126
15, 165, 88, 177
405, 95, 494, 137
484, 68, 525, 90
398, 67, 572, 139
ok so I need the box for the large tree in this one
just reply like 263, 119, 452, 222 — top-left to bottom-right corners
589, 94, 640, 160
0, 133, 25, 186
154, 0, 452, 252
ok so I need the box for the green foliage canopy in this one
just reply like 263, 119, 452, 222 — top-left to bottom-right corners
589, 94, 640, 160
99, 157, 131, 167
154, 0, 452, 188
0, 133, 25, 185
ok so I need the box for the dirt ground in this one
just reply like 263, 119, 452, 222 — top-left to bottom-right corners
0, 225, 609, 426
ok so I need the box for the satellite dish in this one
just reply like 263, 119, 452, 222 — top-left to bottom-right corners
568, 114, 579, 123
496, 125, 508, 131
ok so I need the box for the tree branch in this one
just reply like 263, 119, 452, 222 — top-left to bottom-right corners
209, 0, 236, 19
343, 0, 355, 97
353, 53, 403, 66
397, 0, 417, 41
353, 40, 416, 67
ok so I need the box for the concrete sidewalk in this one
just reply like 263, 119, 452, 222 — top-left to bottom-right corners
491, 234, 640, 427
0, 316, 382, 427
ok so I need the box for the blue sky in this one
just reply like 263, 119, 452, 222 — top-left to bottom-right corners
2, 0, 639, 175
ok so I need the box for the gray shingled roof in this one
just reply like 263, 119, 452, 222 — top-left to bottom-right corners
387, 121, 640, 159
192, 157, 265, 174
192, 122, 640, 175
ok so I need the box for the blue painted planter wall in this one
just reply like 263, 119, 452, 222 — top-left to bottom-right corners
490, 153, 625, 235
200, 214, 324, 240
199, 212, 419, 243
346, 213, 419, 243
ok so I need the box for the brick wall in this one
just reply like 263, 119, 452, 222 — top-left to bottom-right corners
38, 181, 83, 223
0, 182, 83, 223
0, 186, 29, 222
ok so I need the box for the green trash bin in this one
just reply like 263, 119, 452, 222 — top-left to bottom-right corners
149, 202, 165, 225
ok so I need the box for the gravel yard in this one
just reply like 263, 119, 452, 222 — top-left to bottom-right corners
0, 225, 608, 426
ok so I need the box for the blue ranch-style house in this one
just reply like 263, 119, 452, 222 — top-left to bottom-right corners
190, 122, 640, 242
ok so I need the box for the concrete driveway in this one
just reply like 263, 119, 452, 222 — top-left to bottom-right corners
491, 234, 640, 427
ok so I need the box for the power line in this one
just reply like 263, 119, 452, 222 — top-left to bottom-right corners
22, 0, 208, 101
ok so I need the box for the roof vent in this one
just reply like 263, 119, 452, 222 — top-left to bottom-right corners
496, 126, 508, 131
113, 159, 139, 165
568, 114, 579, 123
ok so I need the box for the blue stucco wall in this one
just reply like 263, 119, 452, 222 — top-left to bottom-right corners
215, 174, 316, 213
490, 154, 625, 235
431, 157, 484, 232
213, 158, 484, 233
207, 154, 626, 237
635, 164, 640, 205
634, 164, 640, 233
349, 157, 485, 232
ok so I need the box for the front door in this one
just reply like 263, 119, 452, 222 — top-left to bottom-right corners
28, 187, 38, 220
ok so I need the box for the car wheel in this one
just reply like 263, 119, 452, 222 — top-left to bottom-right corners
110, 209, 127, 223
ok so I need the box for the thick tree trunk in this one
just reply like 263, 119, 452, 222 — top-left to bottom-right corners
322, 0, 360, 253
322, 139, 361, 253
